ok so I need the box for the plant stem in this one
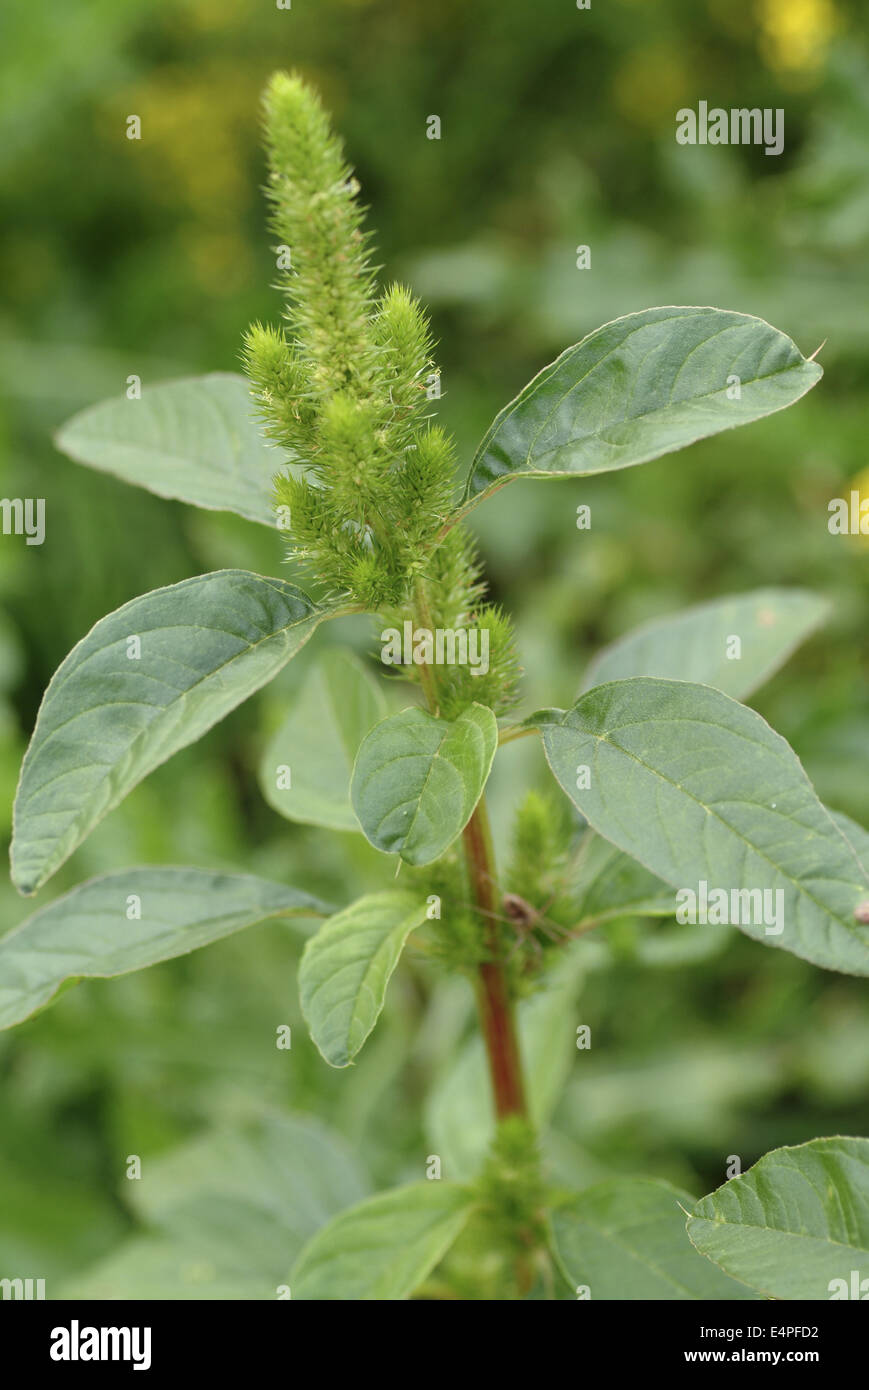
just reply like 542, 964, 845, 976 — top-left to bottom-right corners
497, 723, 536, 747
410, 584, 533, 1294
412, 577, 440, 714
462, 799, 528, 1120
410, 582, 527, 1121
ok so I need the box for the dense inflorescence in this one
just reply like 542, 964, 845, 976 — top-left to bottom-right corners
243, 71, 519, 716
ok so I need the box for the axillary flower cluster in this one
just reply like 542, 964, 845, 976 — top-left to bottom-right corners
242, 72, 518, 720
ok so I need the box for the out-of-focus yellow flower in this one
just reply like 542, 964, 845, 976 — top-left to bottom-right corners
613, 43, 692, 128
114, 63, 255, 215
100, 59, 263, 291
758, 0, 840, 77
181, 0, 254, 31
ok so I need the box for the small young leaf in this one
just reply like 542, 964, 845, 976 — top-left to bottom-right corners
259, 650, 386, 831
687, 1137, 869, 1300
0, 867, 327, 1029
55, 373, 288, 526
289, 1182, 474, 1300
528, 679, 869, 976
465, 307, 822, 503
351, 703, 498, 866
299, 891, 427, 1067
582, 588, 829, 700
552, 1178, 757, 1300
11, 570, 332, 894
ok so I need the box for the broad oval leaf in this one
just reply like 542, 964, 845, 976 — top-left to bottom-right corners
465, 307, 822, 502
582, 588, 829, 700
63, 1112, 369, 1299
351, 703, 498, 866
129, 1111, 368, 1235
299, 891, 427, 1067
259, 650, 386, 831
529, 679, 869, 976
11, 570, 331, 894
290, 1182, 473, 1300
130, 1112, 368, 1284
55, 373, 287, 526
687, 1137, 869, 1300
553, 1178, 757, 1300
0, 867, 328, 1029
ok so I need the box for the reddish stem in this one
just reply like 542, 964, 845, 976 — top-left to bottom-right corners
411, 581, 526, 1121
463, 802, 527, 1120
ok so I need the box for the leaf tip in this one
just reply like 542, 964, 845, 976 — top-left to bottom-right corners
9, 862, 38, 897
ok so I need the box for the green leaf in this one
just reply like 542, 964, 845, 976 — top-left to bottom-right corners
130, 1112, 368, 1277
528, 678, 869, 976
0, 867, 327, 1029
633, 919, 731, 969
11, 570, 331, 894
832, 809, 869, 876
55, 373, 287, 526
557, 1041, 779, 1146
582, 588, 829, 700
552, 1178, 757, 1300
299, 891, 427, 1067
465, 307, 822, 503
61, 1236, 277, 1301
351, 703, 498, 866
687, 1137, 869, 1300
290, 1182, 474, 1300
63, 1112, 369, 1299
259, 650, 386, 831
573, 832, 675, 926
426, 945, 585, 1178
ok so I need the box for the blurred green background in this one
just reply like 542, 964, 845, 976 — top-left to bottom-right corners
0, 0, 867, 1296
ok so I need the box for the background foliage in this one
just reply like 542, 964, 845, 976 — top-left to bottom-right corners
0, 0, 867, 1293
